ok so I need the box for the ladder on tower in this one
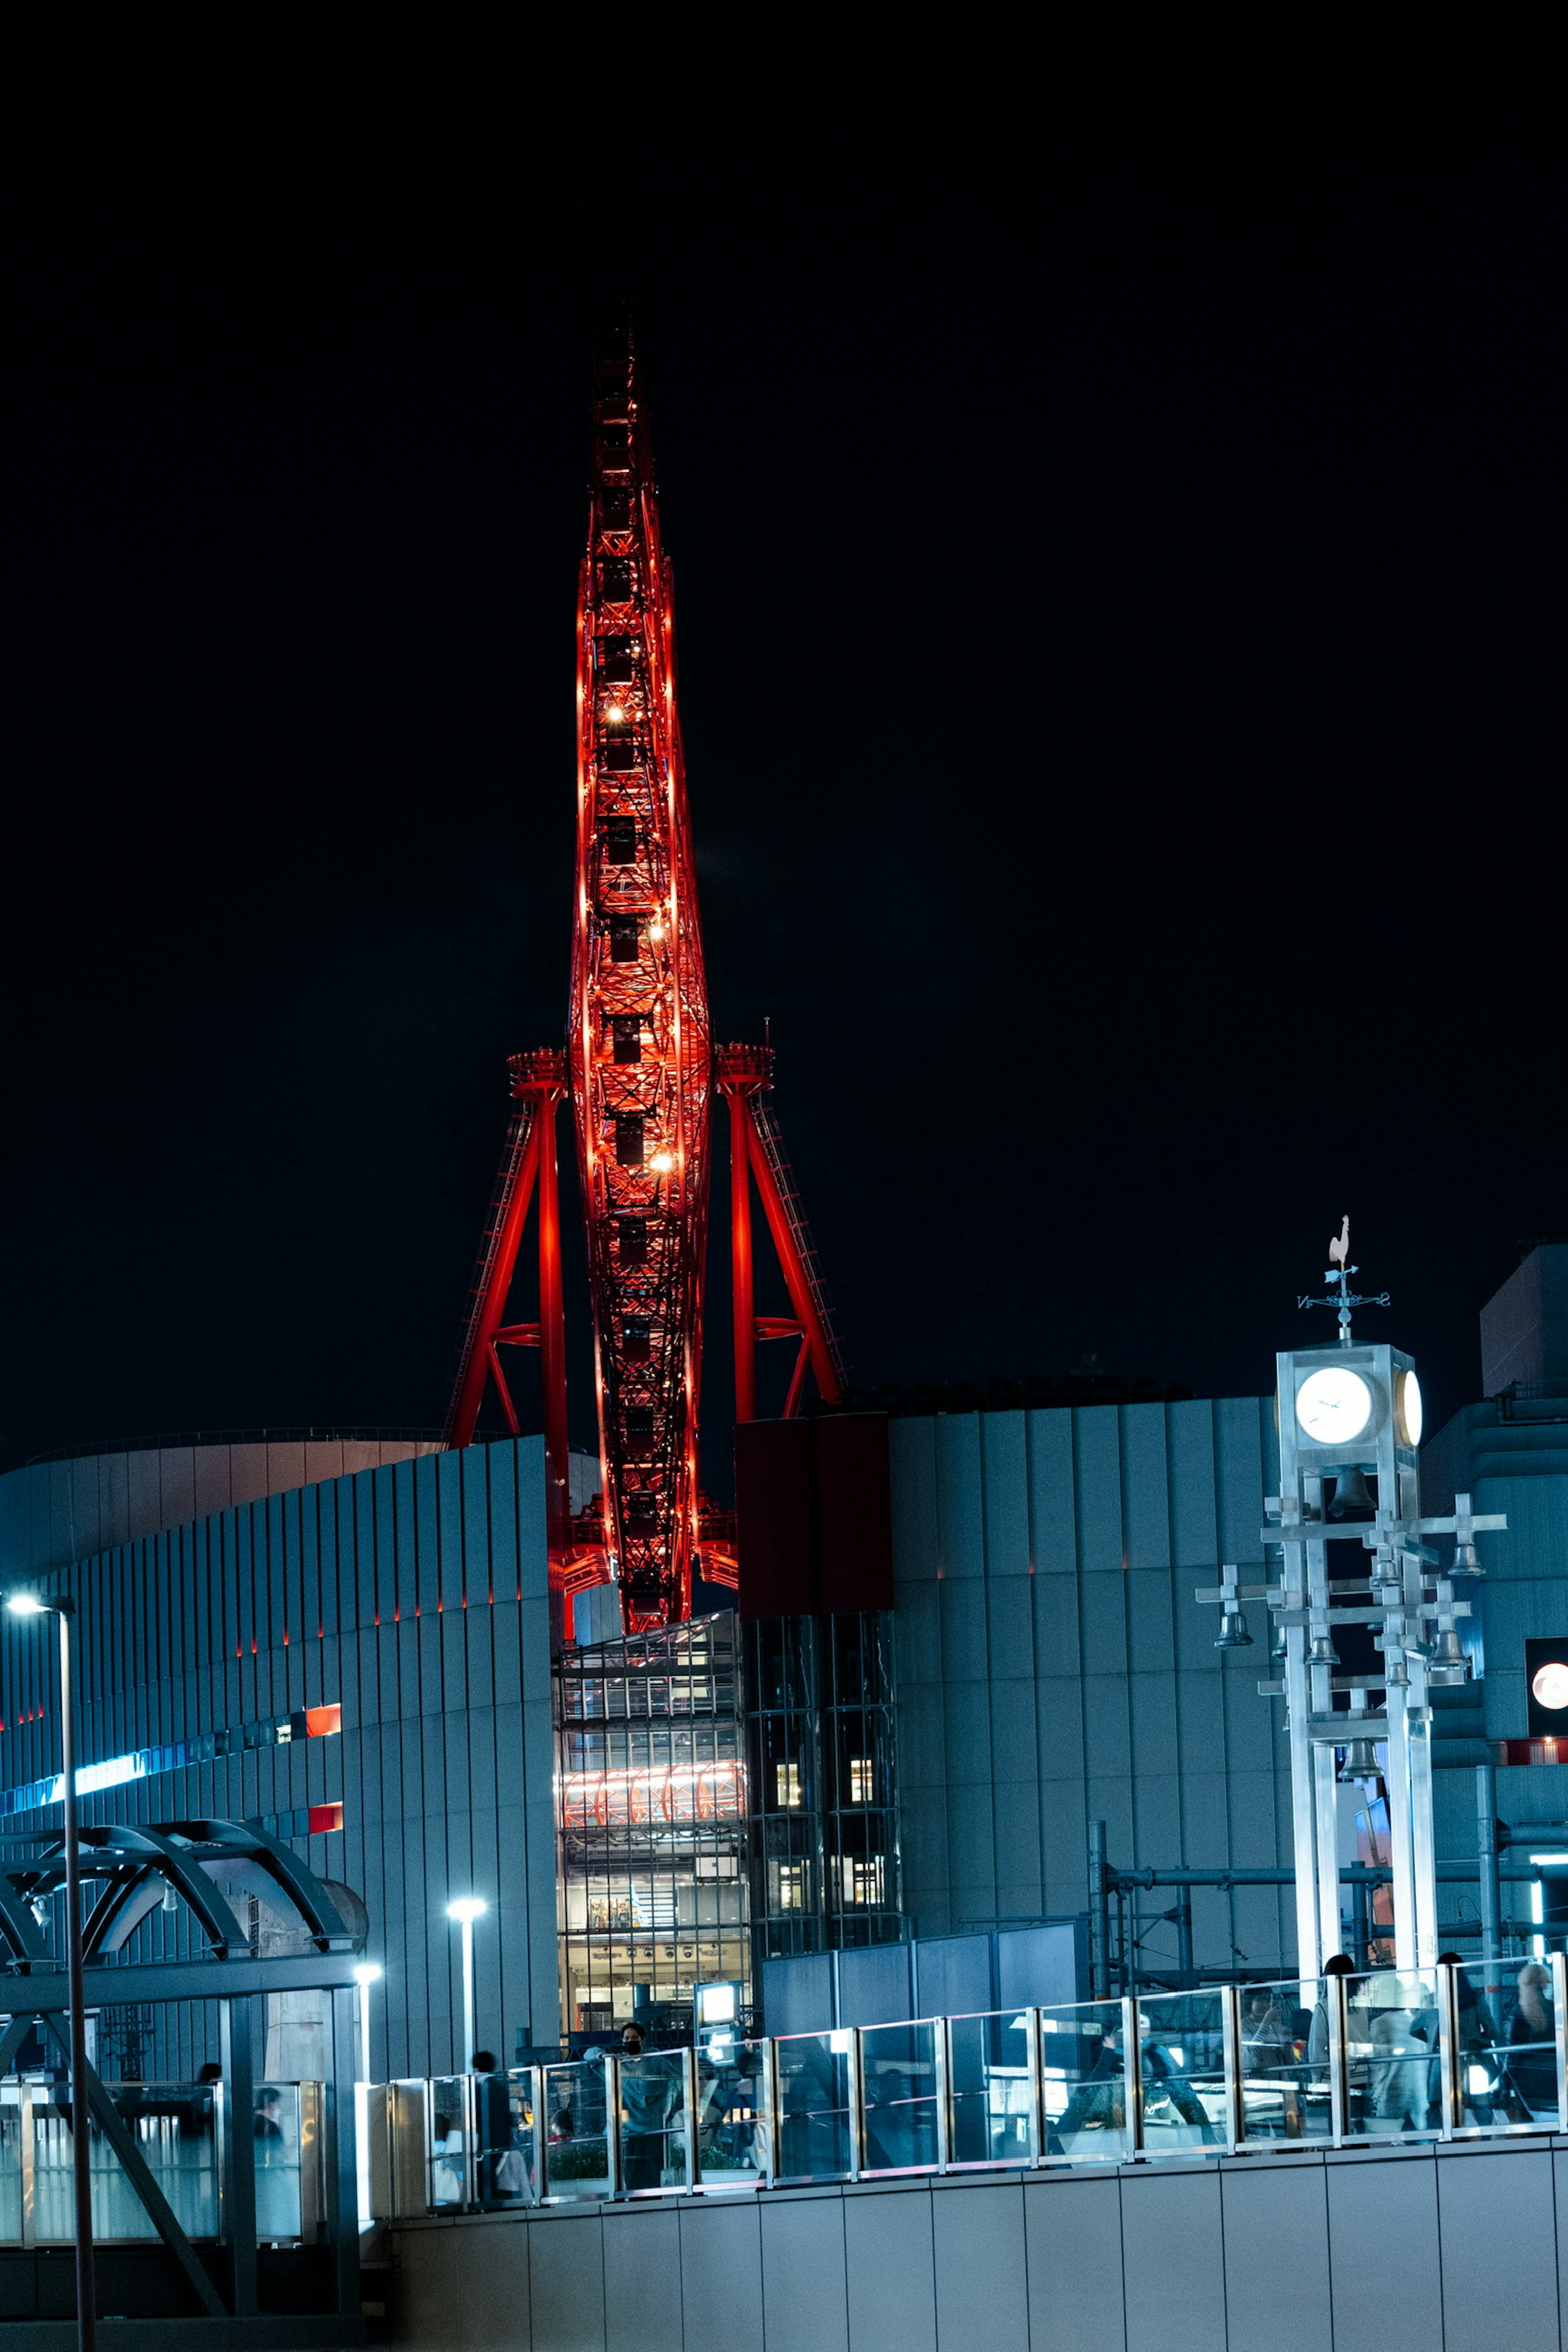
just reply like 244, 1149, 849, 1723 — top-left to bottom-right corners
749, 1096, 848, 1392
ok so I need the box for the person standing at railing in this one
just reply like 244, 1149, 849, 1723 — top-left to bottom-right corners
607, 2021, 675, 2191
470, 2051, 517, 2205
1506, 1962, 1557, 2118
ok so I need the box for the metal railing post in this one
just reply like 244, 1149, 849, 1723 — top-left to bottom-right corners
760, 2038, 779, 2188
847, 2030, 865, 2182
1327, 1975, 1350, 2146
1477, 1765, 1502, 1964
528, 2066, 545, 2204
1026, 2008, 1047, 2169
1121, 1998, 1143, 2160
1437, 1961, 1461, 2138
19, 2085, 34, 2251
1553, 1951, 1568, 2132
682, 2046, 700, 2192
1088, 1822, 1109, 1998
934, 2017, 952, 2172
1220, 1983, 1243, 2153
605, 2054, 623, 2198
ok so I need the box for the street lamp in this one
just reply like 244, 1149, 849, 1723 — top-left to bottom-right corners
352, 1961, 382, 2084
8, 1592, 94, 2351
445, 1898, 486, 2071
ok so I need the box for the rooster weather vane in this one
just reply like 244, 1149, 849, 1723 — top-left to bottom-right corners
1297, 1215, 1390, 1347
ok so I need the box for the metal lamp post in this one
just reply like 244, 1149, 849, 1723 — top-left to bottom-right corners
353, 1960, 381, 2082
446, 1898, 486, 2070
7, 1592, 95, 2351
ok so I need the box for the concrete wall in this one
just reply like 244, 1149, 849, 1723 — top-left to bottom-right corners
887, 1400, 1292, 1975
388, 2132, 1568, 2351
0, 1435, 558, 2077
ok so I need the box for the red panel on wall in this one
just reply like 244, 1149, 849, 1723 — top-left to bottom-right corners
815, 1414, 894, 1613
735, 1417, 818, 1617
735, 1413, 893, 1619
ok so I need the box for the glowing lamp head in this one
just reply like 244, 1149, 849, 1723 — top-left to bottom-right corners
353, 1962, 383, 1987
650, 1151, 673, 1173
5, 1595, 47, 1617
605, 704, 625, 723
1533, 1664, 1568, 1713
447, 1896, 486, 1925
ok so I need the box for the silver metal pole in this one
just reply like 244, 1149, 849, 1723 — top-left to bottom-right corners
56, 1603, 96, 2352
1088, 1822, 1109, 1999
1553, 1952, 1568, 2133
1121, 1997, 1143, 2161
1220, 1983, 1243, 2154
1477, 1766, 1501, 1963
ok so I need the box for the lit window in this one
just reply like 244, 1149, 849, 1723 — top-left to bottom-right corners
842, 1856, 885, 1906
775, 1762, 802, 1809
771, 1862, 808, 1912
849, 1757, 874, 1803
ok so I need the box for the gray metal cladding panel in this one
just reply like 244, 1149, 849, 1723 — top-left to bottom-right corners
1437, 2147, 1559, 2352
1220, 2159, 1332, 2352
1125, 1569, 1176, 1673
931, 2178, 1028, 2352
889, 1421, 941, 1579
935, 1418, 985, 1577
980, 1414, 1031, 1575
1027, 1413, 1077, 1570
912, 1934, 992, 2019
1325, 2154, 1443, 2352
996, 1922, 1086, 2007
1119, 2167, 1226, 2352
760, 2193, 849, 2352
764, 1952, 837, 2037
1023, 2174, 1127, 2352
1120, 1407, 1173, 1569
836, 1941, 913, 2027
679, 2198, 764, 2352
938, 1579, 990, 1682
1079, 1573, 1130, 1677
984, 1576, 1035, 1675
528, 2209, 606, 2350
1074, 1412, 1126, 1572
843, 2186, 936, 2352
1167, 1402, 1221, 1566
603, 2203, 682, 2352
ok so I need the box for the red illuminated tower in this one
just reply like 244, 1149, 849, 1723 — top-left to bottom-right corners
447, 332, 843, 1629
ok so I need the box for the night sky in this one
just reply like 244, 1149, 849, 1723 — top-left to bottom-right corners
4, 49, 1563, 1486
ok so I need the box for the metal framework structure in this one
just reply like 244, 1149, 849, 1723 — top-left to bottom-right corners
0, 1815, 365, 2346
447, 332, 844, 1630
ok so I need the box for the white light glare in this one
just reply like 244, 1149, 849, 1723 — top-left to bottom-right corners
447, 1896, 487, 1924
5, 1595, 47, 1616
353, 1962, 383, 1986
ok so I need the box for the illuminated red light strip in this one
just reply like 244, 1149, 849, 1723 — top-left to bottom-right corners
559, 1759, 746, 1829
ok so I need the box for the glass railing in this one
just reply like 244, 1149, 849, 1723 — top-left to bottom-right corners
361, 1955, 1568, 2215
0, 2080, 318, 2245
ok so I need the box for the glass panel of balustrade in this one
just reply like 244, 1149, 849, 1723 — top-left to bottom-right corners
1237, 1979, 1334, 2146
1136, 1992, 1227, 2154
948, 2009, 1035, 2167
774, 2030, 854, 2180
1449, 1961, 1560, 2133
428, 2076, 472, 2208
0, 2094, 22, 2243
252, 2083, 304, 2241
619, 2051, 690, 2194
33, 2083, 220, 2242
492, 2073, 537, 2204
1039, 2003, 1132, 2163
861, 2020, 940, 2174
543, 2061, 611, 2201
1343, 1970, 1442, 2139
694, 2041, 766, 2187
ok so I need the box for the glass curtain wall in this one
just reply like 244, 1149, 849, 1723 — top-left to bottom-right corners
746, 1612, 901, 1970
557, 1614, 751, 2041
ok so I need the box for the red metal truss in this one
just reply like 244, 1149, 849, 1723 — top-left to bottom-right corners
447, 340, 847, 1630
568, 332, 712, 1633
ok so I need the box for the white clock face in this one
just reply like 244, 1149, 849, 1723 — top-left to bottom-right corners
1396, 1369, 1423, 1448
1532, 1663, 1568, 1712
1295, 1366, 1374, 1444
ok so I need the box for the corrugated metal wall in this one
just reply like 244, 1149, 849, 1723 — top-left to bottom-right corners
0, 1437, 557, 2079
889, 1399, 1294, 1976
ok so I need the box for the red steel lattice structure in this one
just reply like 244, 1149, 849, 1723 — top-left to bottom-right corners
446, 331, 843, 1629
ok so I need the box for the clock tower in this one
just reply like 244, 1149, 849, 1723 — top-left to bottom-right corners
1204, 1234, 1504, 1973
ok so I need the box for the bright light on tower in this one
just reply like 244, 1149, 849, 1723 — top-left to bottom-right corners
446, 1897, 486, 1924
6, 1595, 47, 1615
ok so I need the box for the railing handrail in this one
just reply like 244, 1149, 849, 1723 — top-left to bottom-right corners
366, 1958, 1568, 2219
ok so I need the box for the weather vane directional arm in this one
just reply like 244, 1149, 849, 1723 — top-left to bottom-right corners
1296, 1216, 1389, 1345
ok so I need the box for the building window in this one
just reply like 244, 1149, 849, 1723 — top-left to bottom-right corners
848, 1756, 874, 1804
775, 1762, 802, 1809
770, 1862, 808, 1912
842, 1856, 884, 1907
